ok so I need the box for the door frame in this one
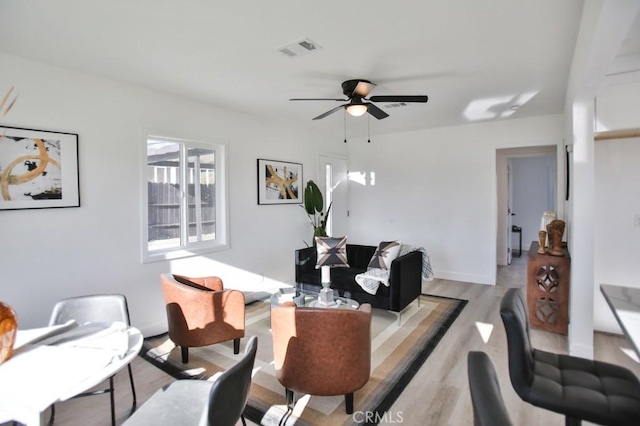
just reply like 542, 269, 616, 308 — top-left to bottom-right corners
317, 152, 349, 238
496, 145, 561, 266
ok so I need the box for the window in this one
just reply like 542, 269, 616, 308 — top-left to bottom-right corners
142, 133, 228, 262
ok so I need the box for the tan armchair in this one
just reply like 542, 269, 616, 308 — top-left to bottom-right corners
271, 303, 372, 414
160, 273, 245, 364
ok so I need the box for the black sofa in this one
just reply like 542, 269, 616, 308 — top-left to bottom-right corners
295, 244, 423, 313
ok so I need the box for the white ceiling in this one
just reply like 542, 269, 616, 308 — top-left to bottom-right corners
0, 1, 600, 136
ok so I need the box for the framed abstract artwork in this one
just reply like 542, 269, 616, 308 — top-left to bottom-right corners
0, 126, 80, 210
257, 158, 302, 205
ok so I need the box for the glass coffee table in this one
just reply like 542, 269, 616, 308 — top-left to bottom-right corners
270, 288, 359, 310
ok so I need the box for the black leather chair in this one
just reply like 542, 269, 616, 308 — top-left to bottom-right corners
467, 351, 513, 426
500, 288, 640, 426
124, 335, 258, 426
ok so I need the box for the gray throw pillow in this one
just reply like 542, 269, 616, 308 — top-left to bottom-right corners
368, 240, 401, 270
315, 236, 349, 268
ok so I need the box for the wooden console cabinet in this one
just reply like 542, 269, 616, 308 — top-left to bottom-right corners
526, 241, 571, 335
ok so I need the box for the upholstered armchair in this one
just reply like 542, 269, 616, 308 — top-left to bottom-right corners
271, 302, 372, 414
160, 273, 245, 363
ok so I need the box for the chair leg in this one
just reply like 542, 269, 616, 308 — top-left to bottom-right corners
181, 346, 189, 363
565, 417, 581, 426
109, 376, 115, 426
286, 388, 294, 409
127, 364, 137, 410
345, 393, 354, 414
241, 414, 247, 426
234, 338, 240, 354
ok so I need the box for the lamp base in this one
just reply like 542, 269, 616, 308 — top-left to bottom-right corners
317, 285, 337, 307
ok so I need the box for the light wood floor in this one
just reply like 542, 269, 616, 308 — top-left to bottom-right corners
23, 256, 640, 425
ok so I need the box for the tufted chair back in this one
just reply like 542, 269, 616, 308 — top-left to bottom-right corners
499, 287, 640, 425
499, 288, 535, 397
467, 351, 513, 426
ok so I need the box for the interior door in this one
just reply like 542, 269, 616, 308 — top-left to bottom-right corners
318, 155, 349, 237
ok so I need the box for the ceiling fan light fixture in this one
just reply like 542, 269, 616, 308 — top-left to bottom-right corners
346, 104, 368, 117
293, 78, 428, 120
354, 81, 374, 97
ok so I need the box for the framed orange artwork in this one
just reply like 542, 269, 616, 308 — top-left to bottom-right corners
257, 158, 302, 205
0, 126, 80, 210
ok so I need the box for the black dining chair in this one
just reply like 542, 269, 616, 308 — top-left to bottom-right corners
49, 293, 137, 425
500, 288, 640, 426
467, 351, 513, 426
123, 335, 258, 426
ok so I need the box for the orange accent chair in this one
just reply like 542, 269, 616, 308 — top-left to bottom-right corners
160, 273, 245, 363
271, 302, 372, 414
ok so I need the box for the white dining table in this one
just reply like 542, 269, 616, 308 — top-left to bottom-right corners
600, 284, 640, 358
0, 321, 143, 426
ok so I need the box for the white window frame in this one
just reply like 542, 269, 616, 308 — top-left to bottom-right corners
141, 130, 229, 263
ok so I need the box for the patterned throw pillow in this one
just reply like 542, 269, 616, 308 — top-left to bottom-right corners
368, 240, 401, 270
315, 236, 349, 268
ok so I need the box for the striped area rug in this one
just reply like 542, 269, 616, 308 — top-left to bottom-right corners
140, 294, 466, 425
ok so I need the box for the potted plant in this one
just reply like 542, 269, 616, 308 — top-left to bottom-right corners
302, 180, 332, 246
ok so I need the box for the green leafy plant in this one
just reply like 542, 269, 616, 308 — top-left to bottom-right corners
302, 180, 332, 246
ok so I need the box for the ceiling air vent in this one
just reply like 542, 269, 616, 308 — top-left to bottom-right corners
278, 38, 322, 58
384, 102, 408, 109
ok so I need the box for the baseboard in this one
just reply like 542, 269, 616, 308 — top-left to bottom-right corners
139, 321, 168, 338
434, 270, 495, 285
569, 342, 594, 359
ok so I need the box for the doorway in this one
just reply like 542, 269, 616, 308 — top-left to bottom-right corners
317, 154, 349, 237
496, 146, 559, 266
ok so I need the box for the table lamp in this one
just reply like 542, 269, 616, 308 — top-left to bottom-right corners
315, 236, 349, 306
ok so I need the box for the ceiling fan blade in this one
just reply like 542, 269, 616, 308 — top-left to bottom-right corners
289, 98, 346, 101
366, 103, 389, 120
369, 95, 428, 103
312, 104, 346, 120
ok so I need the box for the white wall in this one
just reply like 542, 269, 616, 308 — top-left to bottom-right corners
594, 137, 640, 333
563, 0, 640, 357
593, 75, 640, 333
0, 52, 328, 335
346, 114, 564, 285
0, 53, 577, 336
596, 72, 640, 131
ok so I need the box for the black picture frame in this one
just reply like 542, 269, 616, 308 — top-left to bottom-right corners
0, 125, 80, 210
565, 145, 570, 201
257, 158, 302, 205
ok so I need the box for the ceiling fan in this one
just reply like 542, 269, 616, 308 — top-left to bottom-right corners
290, 79, 428, 120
